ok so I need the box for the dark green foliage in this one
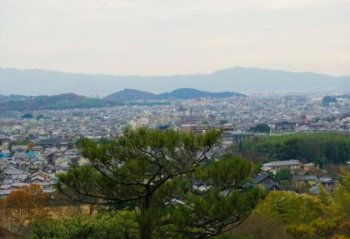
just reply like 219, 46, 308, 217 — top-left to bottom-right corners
197, 155, 253, 190
161, 156, 264, 239
35, 113, 45, 120
0, 94, 171, 111
240, 133, 350, 166
0, 94, 109, 111
21, 113, 34, 119
275, 169, 292, 181
57, 128, 263, 239
105, 89, 158, 102
105, 88, 244, 102
30, 211, 137, 239
10, 139, 33, 147
219, 120, 228, 125
249, 124, 270, 133
159, 88, 245, 99
168, 187, 263, 239
322, 96, 337, 106
0, 88, 242, 112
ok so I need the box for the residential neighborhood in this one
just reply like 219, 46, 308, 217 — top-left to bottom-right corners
1, 93, 349, 198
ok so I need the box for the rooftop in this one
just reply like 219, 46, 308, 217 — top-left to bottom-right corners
263, 160, 301, 167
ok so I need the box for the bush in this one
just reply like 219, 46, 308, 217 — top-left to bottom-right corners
30, 211, 137, 239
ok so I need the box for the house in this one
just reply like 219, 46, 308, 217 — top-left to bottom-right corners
32, 146, 43, 151
262, 160, 303, 173
18, 161, 30, 171
0, 150, 11, 160
192, 181, 211, 192
12, 173, 30, 182
274, 121, 296, 132
252, 172, 280, 191
5, 161, 17, 168
13, 151, 29, 160
303, 163, 319, 171
0, 189, 11, 198
3, 166, 26, 177
292, 175, 318, 191
319, 177, 337, 189
11, 145, 27, 152
31, 175, 45, 184
244, 172, 280, 191
31, 171, 53, 182
30, 159, 44, 170
37, 138, 61, 148
59, 141, 72, 149
10, 182, 30, 190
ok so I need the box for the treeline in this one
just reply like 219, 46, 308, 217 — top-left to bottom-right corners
0, 93, 171, 112
239, 133, 350, 166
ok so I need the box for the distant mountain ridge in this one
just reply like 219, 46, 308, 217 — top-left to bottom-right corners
159, 88, 244, 99
105, 89, 157, 101
0, 67, 349, 95
0, 93, 108, 111
105, 88, 244, 102
0, 88, 244, 111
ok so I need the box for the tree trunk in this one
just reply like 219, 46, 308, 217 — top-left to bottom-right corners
139, 220, 152, 239
139, 195, 153, 239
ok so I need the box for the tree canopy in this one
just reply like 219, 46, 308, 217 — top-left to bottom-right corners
30, 211, 137, 239
239, 133, 350, 166
249, 123, 271, 133
256, 190, 341, 239
57, 128, 263, 239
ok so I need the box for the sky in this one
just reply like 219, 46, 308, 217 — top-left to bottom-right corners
0, 0, 349, 76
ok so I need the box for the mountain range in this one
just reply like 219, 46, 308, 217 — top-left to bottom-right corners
0, 67, 349, 95
105, 88, 244, 102
0, 88, 244, 111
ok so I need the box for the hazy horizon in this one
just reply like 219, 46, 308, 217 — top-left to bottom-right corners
0, 66, 349, 96
1, 0, 349, 76
1, 65, 349, 78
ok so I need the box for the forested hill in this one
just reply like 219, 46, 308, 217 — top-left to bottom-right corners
239, 132, 350, 166
0, 93, 109, 111
158, 88, 244, 99
105, 89, 158, 102
105, 88, 244, 102
0, 88, 244, 111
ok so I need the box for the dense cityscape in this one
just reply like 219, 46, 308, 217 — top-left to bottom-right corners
1, 93, 350, 198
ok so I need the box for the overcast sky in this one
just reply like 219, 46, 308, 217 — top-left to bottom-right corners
0, 0, 349, 76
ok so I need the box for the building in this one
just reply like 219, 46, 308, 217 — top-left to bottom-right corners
262, 160, 303, 173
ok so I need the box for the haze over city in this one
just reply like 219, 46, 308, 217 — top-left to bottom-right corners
1, 0, 349, 77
